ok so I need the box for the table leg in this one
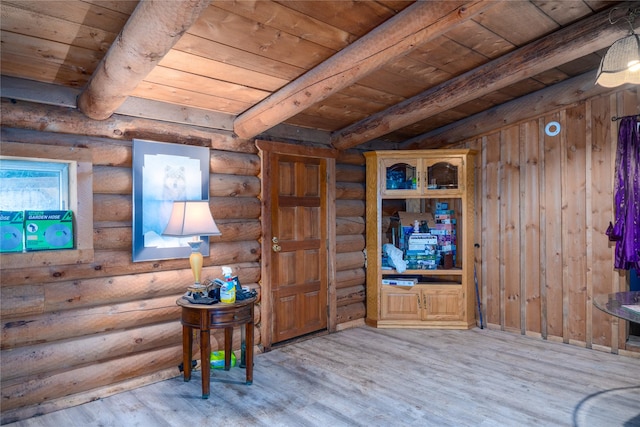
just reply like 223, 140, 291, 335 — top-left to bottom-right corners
245, 320, 253, 385
224, 327, 233, 371
182, 325, 192, 382
200, 329, 210, 399
239, 325, 246, 368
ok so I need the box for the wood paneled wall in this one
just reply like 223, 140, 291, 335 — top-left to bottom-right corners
459, 87, 639, 355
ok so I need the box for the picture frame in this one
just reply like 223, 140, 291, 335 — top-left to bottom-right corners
132, 139, 210, 262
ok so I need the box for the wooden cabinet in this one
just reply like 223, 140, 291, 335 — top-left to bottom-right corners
365, 149, 476, 329
380, 286, 464, 322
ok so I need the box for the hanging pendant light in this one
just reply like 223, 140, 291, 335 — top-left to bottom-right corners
596, 8, 640, 88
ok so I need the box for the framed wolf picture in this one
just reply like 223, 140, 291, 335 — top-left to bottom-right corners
132, 139, 210, 262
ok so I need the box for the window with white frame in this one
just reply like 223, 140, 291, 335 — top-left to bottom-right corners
0, 159, 71, 211
0, 142, 94, 267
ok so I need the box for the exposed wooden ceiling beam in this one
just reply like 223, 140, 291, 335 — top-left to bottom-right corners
77, 0, 212, 120
402, 70, 612, 149
331, 3, 636, 150
1, 75, 332, 146
232, 0, 493, 139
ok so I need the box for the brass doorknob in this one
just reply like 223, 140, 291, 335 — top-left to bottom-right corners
272, 237, 281, 252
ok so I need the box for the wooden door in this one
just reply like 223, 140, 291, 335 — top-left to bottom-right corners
270, 153, 328, 343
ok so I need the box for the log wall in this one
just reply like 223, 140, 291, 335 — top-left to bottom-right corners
458, 86, 639, 355
0, 100, 267, 423
334, 151, 367, 324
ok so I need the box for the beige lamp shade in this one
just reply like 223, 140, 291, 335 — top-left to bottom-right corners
596, 33, 640, 88
163, 200, 220, 289
162, 200, 221, 237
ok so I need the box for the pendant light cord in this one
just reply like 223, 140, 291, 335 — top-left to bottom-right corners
608, 7, 640, 34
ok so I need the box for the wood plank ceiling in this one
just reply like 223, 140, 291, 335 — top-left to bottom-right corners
1, 0, 636, 149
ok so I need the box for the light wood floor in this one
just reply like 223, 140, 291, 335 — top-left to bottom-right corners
5, 327, 640, 427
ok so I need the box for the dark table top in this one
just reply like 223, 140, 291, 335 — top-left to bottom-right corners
176, 296, 256, 309
593, 291, 640, 324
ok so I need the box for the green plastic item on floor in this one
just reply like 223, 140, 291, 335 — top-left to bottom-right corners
210, 350, 236, 369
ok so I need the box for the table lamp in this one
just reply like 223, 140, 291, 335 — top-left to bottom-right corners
162, 200, 221, 297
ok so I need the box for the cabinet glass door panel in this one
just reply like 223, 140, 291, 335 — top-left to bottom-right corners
380, 158, 420, 195
425, 158, 463, 192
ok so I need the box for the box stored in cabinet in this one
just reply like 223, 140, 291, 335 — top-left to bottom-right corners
397, 211, 436, 230
0, 211, 24, 253
25, 210, 74, 251
381, 277, 418, 286
408, 233, 438, 245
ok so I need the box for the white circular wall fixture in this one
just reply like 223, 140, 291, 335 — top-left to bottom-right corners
545, 121, 561, 136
